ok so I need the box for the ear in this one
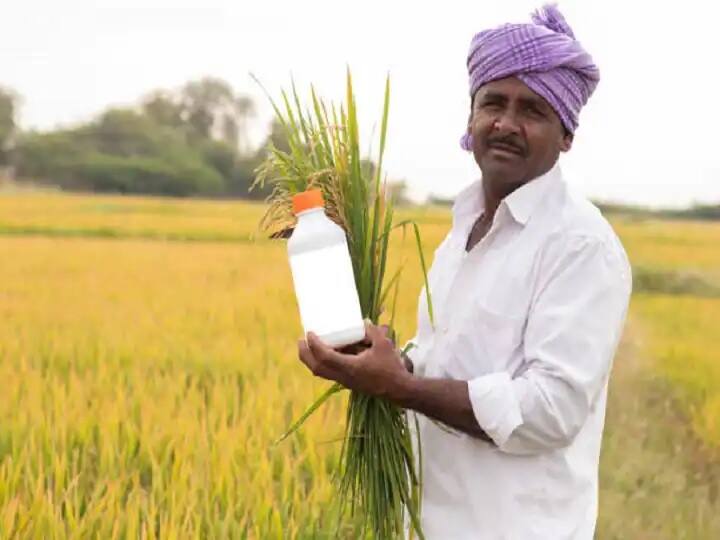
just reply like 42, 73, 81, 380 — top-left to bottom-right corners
560, 131, 573, 153
467, 91, 477, 131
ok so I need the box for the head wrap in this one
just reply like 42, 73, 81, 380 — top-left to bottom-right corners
460, 4, 600, 151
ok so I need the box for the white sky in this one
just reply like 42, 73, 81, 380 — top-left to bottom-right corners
2, 0, 718, 208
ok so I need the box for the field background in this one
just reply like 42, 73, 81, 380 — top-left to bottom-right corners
0, 192, 718, 538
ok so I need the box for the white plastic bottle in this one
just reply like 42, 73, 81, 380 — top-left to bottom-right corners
287, 189, 365, 348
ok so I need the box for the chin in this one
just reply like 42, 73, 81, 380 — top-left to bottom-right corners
479, 158, 526, 183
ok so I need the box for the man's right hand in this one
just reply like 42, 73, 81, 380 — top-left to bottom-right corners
336, 324, 413, 373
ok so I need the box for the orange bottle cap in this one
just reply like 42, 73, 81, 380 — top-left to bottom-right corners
292, 189, 324, 215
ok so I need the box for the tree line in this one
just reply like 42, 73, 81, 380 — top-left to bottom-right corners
0, 78, 290, 199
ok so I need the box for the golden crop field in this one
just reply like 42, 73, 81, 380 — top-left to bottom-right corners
0, 192, 718, 538
615, 219, 720, 449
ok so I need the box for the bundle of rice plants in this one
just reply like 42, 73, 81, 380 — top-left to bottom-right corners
252, 70, 433, 539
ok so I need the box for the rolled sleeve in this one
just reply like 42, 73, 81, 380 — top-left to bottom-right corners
468, 372, 523, 446
468, 234, 631, 455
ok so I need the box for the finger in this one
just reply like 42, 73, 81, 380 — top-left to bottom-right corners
297, 339, 318, 374
338, 341, 369, 355
383, 325, 397, 346
364, 321, 389, 347
378, 324, 397, 346
307, 332, 354, 370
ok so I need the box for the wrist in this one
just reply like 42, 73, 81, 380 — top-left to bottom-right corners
389, 370, 417, 408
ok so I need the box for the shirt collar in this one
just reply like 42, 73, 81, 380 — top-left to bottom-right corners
452, 162, 563, 228
451, 178, 484, 229
503, 162, 562, 226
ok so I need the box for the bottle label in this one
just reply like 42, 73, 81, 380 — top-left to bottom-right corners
289, 243, 363, 338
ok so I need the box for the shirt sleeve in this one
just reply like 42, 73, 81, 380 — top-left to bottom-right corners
467, 234, 632, 455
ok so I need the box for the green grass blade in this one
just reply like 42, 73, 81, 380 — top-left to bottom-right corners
274, 383, 344, 445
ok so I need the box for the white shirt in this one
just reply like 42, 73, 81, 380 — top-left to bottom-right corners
407, 163, 632, 539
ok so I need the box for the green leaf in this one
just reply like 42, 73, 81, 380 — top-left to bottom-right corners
273, 383, 344, 445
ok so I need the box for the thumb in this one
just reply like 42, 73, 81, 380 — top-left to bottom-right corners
363, 319, 386, 346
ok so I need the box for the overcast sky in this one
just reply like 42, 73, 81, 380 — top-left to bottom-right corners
2, 0, 718, 208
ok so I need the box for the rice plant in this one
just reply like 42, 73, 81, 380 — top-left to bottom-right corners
252, 70, 433, 539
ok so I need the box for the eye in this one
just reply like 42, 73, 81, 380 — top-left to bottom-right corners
525, 105, 546, 118
481, 101, 501, 111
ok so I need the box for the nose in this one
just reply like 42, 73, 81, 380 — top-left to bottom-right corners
493, 110, 521, 134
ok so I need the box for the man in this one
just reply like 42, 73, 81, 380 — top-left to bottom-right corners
297, 4, 632, 539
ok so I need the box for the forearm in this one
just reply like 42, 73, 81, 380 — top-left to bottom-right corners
299, 328, 492, 443
391, 375, 493, 443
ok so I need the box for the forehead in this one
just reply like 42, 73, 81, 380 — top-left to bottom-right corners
474, 77, 547, 105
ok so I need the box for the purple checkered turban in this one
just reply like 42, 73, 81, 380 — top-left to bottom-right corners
460, 4, 600, 151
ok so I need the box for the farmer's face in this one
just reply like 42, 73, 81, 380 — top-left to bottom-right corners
467, 77, 572, 190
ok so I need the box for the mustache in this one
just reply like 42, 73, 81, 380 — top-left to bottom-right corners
487, 136, 526, 156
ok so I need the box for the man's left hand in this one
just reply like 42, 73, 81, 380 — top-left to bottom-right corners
297, 322, 410, 398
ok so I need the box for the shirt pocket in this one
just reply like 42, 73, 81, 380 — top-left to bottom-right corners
441, 299, 525, 380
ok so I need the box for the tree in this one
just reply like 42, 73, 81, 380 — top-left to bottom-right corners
263, 119, 291, 154
243, 119, 292, 200
141, 91, 185, 132
0, 87, 18, 166
15, 107, 225, 196
179, 77, 255, 154
386, 179, 411, 206
13, 77, 270, 198
94, 108, 182, 157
